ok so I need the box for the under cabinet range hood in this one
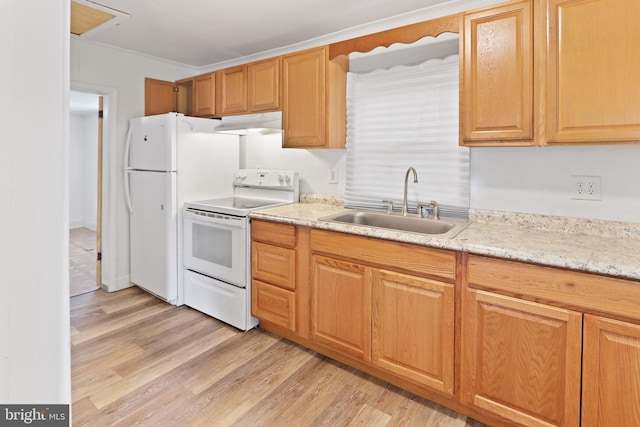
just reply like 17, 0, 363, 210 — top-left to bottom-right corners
215, 111, 282, 135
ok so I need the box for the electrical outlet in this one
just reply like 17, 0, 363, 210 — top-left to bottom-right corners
328, 168, 338, 184
571, 175, 601, 200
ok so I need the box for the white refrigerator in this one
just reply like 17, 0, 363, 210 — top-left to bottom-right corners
124, 112, 239, 303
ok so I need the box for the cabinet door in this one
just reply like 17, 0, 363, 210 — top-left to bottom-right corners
194, 72, 216, 117
547, 0, 640, 143
221, 65, 248, 115
282, 47, 326, 148
461, 1, 533, 145
249, 57, 280, 112
461, 289, 582, 427
175, 78, 193, 116
582, 315, 640, 426
144, 78, 176, 116
372, 270, 454, 396
310, 255, 371, 361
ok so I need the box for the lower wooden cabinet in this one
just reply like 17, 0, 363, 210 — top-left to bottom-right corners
252, 279, 295, 330
582, 314, 640, 426
464, 253, 640, 427
251, 222, 640, 427
308, 229, 457, 394
310, 254, 371, 361
251, 220, 297, 332
461, 288, 582, 427
372, 269, 454, 396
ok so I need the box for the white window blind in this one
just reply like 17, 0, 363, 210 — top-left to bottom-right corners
344, 54, 470, 218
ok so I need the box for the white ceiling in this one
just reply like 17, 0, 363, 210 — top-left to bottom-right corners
75, 0, 460, 67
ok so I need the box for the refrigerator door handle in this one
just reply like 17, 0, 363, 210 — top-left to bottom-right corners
124, 170, 134, 214
124, 125, 134, 214
123, 124, 133, 169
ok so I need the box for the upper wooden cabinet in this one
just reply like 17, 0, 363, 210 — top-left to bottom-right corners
546, 0, 640, 144
461, 1, 534, 145
281, 46, 348, 148
220, 65, 248, 115
144, 78, 179, 116
220, 58, 281, 115
462, 0, 640, 146
249, 57, 280, 112
144, 75, 212, 118
193, 72, 217, 118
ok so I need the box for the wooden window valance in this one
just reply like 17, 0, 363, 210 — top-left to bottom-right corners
328, 13, 460, 60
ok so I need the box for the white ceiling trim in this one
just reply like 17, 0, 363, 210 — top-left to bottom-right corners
196, 0, 503, 72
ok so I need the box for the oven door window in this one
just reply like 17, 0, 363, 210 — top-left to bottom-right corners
192, 223, 233, 268
183, 213, 247, 288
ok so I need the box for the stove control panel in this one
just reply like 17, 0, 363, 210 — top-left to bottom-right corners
233, 169, 299, 190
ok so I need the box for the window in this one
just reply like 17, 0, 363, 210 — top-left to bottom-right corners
344, 53, 469, 218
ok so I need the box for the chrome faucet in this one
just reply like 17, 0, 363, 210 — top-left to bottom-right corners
402, 167, 418, 216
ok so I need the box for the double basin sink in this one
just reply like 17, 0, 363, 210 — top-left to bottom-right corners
320, 209, 469, 239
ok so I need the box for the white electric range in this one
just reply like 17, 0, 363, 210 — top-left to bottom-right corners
182, 169, 299, 330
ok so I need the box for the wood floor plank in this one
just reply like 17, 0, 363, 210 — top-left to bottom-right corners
71, 288, 488, 426
351, 403, 393, 426
72, 341, 144, 381
112, 317, 226, 378
71, 301, 173, 345
90, 326, 237, 409
72, 368, 123, 404
279, 356, 357, 424
310, 383, 371, 426
167, 340, 315, 426
182, 329, 281, 394
109, 384, 195, 427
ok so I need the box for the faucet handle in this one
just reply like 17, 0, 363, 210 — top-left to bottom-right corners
382, 200, 395, 214
418, 200, 439, 219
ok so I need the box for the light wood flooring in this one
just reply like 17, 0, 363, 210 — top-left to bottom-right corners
70, 227, 100, 297
71, 287, 488, 426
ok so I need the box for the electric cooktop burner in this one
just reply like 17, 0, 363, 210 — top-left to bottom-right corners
184, 169, 300, 216
190, 196, 285, 211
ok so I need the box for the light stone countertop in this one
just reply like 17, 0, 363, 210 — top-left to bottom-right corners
250, 201, 640, 282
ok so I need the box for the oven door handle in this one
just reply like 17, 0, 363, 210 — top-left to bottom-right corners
183, 210, 246, 229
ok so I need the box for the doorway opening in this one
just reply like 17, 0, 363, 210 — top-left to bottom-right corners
69, 90, 103, 297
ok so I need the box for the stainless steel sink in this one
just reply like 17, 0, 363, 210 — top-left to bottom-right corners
319, 210, 469, 238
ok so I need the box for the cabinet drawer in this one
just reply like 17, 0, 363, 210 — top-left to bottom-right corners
252, 220, 296, 247
310, 229, 456, 281
252, 241, 295, 290
467, 254, 640, 322
252, 279, 296, 331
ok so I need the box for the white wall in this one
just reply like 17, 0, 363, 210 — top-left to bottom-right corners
0, 0, 70, 404
243, 134, 346, 196
70, 112, 98, 230
470, 145, 640, 223
71, 38, 197, 290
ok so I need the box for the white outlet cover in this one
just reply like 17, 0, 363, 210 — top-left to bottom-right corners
571, 175, 602, 201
